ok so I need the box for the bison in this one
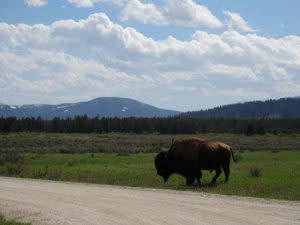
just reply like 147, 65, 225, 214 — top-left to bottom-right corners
154, 138, 237, 185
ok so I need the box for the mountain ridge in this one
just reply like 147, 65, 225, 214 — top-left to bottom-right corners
180, 97, 300, 119
1, 96, 299, 119
0, 97, 180, 119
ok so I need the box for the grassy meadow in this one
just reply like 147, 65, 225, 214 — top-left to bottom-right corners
0, 132, 299, 200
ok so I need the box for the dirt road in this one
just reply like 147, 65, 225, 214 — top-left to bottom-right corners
0, 177, 299, 225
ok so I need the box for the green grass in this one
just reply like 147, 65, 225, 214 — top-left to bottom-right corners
0, 215, 30, 225
1, 132, 299, 200
1, 151, 299, 200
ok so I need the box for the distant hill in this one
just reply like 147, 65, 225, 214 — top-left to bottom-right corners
0, 97, 180, 119
180, 97, 300, 119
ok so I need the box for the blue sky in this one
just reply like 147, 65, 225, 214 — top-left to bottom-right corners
1, 1, 299, 38
0, 0, 299, 111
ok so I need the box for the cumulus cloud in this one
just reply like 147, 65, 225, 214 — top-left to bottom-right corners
224, 10, 255, 32
67, 0, 223, 29
24, 0, 48, 7
66, 0, 222, 29
0, 48, 143, 104
0, 12, 299, 109
67, 0, 126, 7
120, 0, 223, 28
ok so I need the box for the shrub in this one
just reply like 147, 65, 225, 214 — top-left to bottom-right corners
245, 124, 255, 136
67, 160, 74, 167
58, 148, 73, 154
234, 153, 242, 162
256, 126, 266, 135
249, 165, 262, 177
6, 163, 23, 175
272, 150, 280, 153
4, 152, 24, 164
46, 167, 62, 180
2, 152, 25, 176
117, 152, 130, 156
0, 155, 4, 166
31, 166, 48, 178
153, 146, 164, 153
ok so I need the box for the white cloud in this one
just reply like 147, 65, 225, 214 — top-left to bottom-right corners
206, 64, 259, 81
67, 0, 126, 8
66, 0, 222, 29
268, 64, 289, 80
67, 0, 223, 29
121, 0, 223, 28
224, 10, 255, 32
0, 48, 142, 104
0, 13, 299, 109
24, 0, 48, 7
121, 0, 164, 24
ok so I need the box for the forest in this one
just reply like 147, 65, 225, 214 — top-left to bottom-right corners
1, 116, 299, 134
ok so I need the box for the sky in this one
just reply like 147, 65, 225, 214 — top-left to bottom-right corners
0, 0, 299, 111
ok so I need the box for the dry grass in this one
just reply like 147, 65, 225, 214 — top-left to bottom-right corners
1, 132, 299, 154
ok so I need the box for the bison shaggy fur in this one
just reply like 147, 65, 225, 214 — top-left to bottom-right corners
154, 138, 237, 185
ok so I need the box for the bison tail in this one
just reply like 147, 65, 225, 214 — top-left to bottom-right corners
230, 148, 238, 163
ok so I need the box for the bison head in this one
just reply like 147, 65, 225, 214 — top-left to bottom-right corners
154, 152, 171, 182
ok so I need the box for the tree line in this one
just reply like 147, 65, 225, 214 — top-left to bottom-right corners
180, 98, 300, 119
0, 116, 299, 135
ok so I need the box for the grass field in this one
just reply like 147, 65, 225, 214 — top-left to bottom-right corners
0, 132, 299, 200
0, 150, 299, 200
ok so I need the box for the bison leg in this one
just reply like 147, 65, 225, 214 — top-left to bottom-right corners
210, 167, 222, 184
197, 171, 202, 185
222, 164, 230, 182
186, 176, 195, 186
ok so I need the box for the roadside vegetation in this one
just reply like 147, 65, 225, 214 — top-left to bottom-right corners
0, 132, 299, 200
0, 215, 30, 225
0, 146, 299, 200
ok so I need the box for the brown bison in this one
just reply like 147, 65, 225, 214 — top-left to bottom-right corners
154, 138, 237, 185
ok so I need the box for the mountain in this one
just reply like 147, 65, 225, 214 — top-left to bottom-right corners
2, 96, 299, 120
0, 97, 180, 119
180, 97, 300, 119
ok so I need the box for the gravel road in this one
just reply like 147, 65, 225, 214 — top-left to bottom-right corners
0, 176, 299, 225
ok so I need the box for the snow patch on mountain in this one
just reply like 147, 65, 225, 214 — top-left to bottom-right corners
57, 105, 67, 109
